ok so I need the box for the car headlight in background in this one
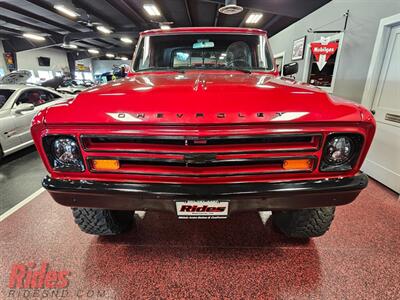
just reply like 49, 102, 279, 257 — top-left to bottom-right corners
43, 136, 85, 172
320, 134, 363, 172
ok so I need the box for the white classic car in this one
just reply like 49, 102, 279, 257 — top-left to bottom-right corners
0, 71, 68, 158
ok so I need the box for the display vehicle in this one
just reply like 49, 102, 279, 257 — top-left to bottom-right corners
31, 28, 375, 238
0, 71, 68, 158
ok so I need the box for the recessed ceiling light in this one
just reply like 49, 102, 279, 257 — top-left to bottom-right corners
245, 13, 263, 24
23, 33, 46, 41
160, 24, 170, 30
143, 4, 161, 16
106, 53, 115, 58
97, 26, 112, 34
120, 56, 129, 61
54, 5, 79, 18
120, 37, 133, 44
88, 49, 99, 54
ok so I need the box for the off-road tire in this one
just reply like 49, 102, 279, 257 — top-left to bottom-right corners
72, 208, 134, 235
272, 207, 335, 238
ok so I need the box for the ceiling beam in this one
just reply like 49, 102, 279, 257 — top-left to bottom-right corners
103, 0, 147, 28
184, 0, 193, 26
23, 0, 88, 31
213, 4, 222, 26
71, 0, 120, 29
78, 40, 111, 49
263, 15, 282, 31
0, 2, 80, 33
0, 14, 63, 37
0, 25, 22, 35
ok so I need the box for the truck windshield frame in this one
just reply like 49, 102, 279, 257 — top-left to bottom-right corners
133, 33, 275, 72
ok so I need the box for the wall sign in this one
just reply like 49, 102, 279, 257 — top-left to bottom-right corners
310, 40, 339, 71
3, 52, 16, 71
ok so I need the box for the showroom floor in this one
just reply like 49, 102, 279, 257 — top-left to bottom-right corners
0, 166, 399, 299
0, 146, 45, 215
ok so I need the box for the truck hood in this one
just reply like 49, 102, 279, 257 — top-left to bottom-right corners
44, 71, 362, 125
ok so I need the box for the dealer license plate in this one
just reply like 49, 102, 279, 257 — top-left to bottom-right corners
175, 200, 229, 219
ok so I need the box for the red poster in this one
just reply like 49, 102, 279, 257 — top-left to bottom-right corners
310, 41, 339, 71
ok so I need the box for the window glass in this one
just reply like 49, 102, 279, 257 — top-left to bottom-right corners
16, 89, 57, 107
75, 72, 83, 80
83, 72, 93, 80
0, 89, 15, 109
26, 70, 37, 84
37, 70, 53, 82
134, 33, 274, 71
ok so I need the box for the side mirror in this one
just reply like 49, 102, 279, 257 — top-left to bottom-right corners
14, 103, 34, 114
283, 62, 298, 76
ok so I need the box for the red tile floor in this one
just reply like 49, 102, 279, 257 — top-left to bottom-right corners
0, 178, 399, 299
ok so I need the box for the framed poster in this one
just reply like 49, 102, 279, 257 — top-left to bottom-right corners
292, 36, 306, 61
4, 52, 16, 71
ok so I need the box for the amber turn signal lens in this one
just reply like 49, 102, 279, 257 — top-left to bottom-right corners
92, 159, 120, 170
283, 159, 312, 170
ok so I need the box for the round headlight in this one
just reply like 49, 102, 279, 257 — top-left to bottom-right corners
53, 138, 80, 164
324, 136, 354, 165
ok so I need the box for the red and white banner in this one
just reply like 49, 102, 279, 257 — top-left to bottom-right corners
310, 41, 339, 71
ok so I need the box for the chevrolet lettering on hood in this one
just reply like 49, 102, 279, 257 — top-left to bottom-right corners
31, 27, 375, 239
107, 111, 288, 121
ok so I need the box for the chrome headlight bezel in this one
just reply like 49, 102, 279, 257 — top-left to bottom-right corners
320, 134, 364, 172
43, 135, 85, 172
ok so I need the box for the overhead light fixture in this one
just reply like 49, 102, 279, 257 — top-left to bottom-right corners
97, 26, 112, 34
160, 24, 170, 30
245, 13, 263, 24
218, 0, 243, 15
54, 4, 79, 18
23, 33, 46, 41
120, 56, 129, 61
106, 53, 115, 58
143, 4, 161, 16
120, 37, 133, 44
61, 43, 77, 49
88, 49, 99, 54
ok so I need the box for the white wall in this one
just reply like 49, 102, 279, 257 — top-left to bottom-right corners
16, 47, 69, 80
92, 59, 132, 75
269, 0, 400, 103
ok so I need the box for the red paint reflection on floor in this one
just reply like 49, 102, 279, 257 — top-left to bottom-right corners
0, 178, 399, 299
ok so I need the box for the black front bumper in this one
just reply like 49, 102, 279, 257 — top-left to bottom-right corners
42, 174, 368, 213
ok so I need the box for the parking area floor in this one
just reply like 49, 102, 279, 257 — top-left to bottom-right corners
0, 178, 399, 299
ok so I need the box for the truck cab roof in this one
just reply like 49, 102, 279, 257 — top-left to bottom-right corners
141, 27, 267, 36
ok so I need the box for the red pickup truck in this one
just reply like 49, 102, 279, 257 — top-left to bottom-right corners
31, 27, 375, 238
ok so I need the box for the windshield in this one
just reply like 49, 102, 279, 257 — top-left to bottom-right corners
133, 33, 274, 72
0, 89, 15, 109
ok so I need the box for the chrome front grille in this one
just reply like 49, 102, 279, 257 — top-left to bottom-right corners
81, 134, 321, 178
